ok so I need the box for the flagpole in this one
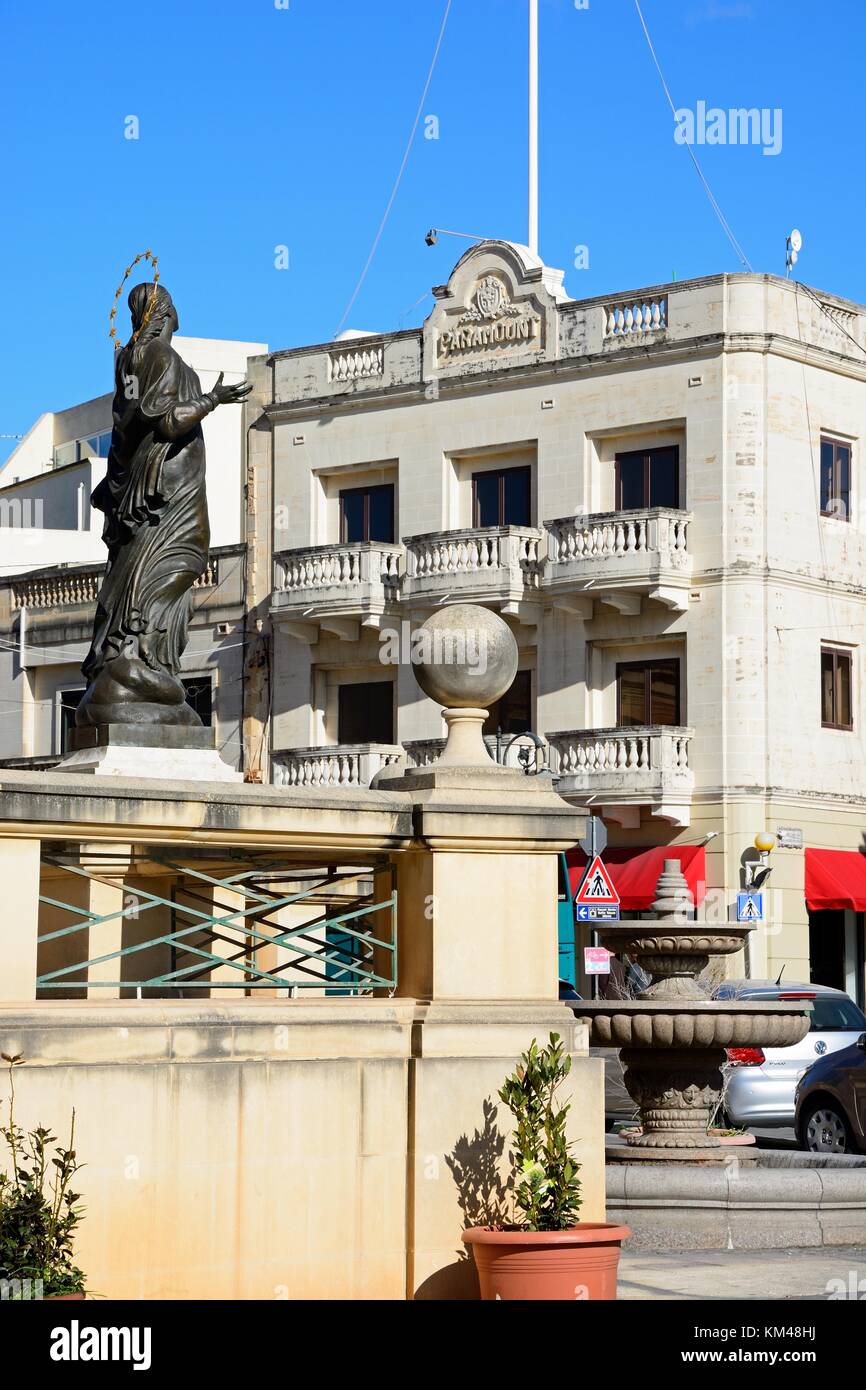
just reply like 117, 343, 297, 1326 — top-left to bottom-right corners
528, 0, 538, 255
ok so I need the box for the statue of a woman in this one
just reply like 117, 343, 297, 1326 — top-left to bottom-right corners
77, 283, 251, 728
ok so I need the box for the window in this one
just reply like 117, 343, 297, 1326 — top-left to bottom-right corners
483, 670, 532, 736
339, 484, 395, 543
821, 647, 853, 730
337, 680, 394, 744
79, 431, 113, 460
616, 660, 681, 726
58, 688, 84, 753
820, 437, 851, 520
182, 677, 213, 727
615, 446, 679, 510
53, 432, 113, 470
52, 442, 77, 470
472, 465, 531, 528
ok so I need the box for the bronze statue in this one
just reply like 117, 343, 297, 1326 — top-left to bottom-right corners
77, 283, 251, 729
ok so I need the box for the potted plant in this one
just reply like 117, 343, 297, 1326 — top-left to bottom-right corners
0, 1054, 87, 1300
462, 1033, 630, 1300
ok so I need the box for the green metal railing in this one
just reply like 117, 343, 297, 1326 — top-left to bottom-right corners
37, 850, 397, 997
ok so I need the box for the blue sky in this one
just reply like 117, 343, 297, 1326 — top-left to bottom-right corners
1, 0, 863, 464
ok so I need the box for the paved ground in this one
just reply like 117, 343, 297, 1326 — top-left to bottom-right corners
752, 1127, 798, 1149
618, 1246, 866, 1300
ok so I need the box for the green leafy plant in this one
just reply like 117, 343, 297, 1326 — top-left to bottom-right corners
0, 1054, 86, 1298
498, 1032, 582, 1232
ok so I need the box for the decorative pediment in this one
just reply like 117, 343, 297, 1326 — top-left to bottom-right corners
423, 241, 569, 381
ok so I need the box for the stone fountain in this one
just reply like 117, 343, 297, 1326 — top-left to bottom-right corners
574, 859, 811, 1161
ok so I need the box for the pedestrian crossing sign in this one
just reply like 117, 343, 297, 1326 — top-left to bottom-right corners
575, 855, 620, 907
736, 892, 764, 922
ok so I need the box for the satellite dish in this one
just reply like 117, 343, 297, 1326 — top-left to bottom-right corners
790, 229, 802, 253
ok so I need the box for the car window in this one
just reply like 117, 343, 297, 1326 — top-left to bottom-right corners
808, 997, 866, 1032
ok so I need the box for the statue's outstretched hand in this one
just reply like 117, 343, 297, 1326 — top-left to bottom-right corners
209, 371, 254, 405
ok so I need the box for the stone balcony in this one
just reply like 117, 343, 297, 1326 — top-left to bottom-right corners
271, 541, 403, 641
400, 525, 544, 621
11, 555, 220, 612
547, 725, 694, 828
271, 743, 404, 788
545, 509, 692, 616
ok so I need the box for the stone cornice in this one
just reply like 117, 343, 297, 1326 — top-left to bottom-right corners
264, 330, 866, 421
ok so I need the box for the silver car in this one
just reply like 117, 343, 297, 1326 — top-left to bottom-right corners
713, 981, 866, 1129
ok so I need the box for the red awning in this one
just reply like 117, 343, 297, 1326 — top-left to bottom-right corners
805, 848, 866, 911
566, 844, 707, 911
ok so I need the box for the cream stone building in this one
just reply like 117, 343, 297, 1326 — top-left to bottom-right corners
2, 246, 865, 999
245, 240, 866, 1001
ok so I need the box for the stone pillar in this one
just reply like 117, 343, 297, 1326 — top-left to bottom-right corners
0, 836, 41, 1001
385, 757, 604, 1297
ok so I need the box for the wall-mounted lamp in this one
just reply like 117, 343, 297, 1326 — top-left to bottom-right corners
744, 831, 777, 889
424, 227, 492, 248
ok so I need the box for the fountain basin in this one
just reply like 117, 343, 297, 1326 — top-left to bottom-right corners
574, 1001, 811, 1051
591, 925, 753, 958
606, 1148, 866, 1250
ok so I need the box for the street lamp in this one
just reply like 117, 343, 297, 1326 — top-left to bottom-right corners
424, 227, 493, 248
745, 831, 777, 889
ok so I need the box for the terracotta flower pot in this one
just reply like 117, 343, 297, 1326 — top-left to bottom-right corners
462, 1223, 631, 1301
45, 1292, 86, 1301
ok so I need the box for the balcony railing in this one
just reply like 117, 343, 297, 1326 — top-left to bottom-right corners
403, 733, 541, 771
547, 725, 694, 827
401, 525, 544, 609
12, 558, 219, 610
272, 744, 404, 789
545, 508, 692, 612
272, 542, 402, 634
271, 512, 690, 624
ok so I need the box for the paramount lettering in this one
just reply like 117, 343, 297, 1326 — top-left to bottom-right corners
439, 316, 538, 358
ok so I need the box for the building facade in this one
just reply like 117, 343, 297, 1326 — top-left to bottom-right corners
2, 245, 865, 1000
249, 240, 866, 1000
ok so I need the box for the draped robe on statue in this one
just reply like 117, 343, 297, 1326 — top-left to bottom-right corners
77, 292, 213, 728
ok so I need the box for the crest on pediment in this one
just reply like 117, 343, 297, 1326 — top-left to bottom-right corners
461, 275, 518, 323
424, 240, 569, 375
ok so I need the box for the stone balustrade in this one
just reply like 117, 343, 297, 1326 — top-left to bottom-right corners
328, 343, 385, 383
548, 725, 694, 826
12, 558, 218, 610
548, 508, 689, 565
811, 298, 862, 355
274, 542, 402, 594
272, 743, 404, 788
272, 542, 403, 632
401, 525, 544, 608
545, 508, 692, 612
271, 514, 692, 622
604, 295, 667, 338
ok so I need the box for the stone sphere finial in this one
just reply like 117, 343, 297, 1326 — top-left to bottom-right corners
411, 604, 519, 769
412, 604, 518, 710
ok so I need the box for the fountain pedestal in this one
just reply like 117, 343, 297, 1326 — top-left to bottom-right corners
574, 859, 811, 1162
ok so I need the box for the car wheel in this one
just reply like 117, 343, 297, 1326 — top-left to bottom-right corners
801, 1100, 855, 1154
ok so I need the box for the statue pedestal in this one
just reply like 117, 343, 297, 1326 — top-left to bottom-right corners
58, 724, 243, 783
